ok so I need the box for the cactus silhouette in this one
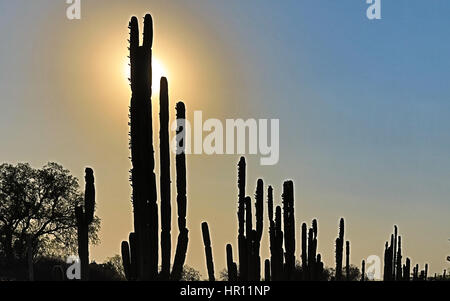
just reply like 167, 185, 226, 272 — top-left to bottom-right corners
226, 244, 238, 281
393, 225, 397, 280
121, 240, 132, 281
345, 241, 350, 281
301, 223, 308, 280
396, 236, 402, 280
335, 218, 344, 281
218, 157, 435, 282
237, 157, 247, 280
75, 168, 95, 281
254, 179, 264, 281
128, 14, 158, 281
282, 181, 295, 280
160, 77, 172, 280
122, 14, 189, 281
361, 260, 365, 282
404, 257, 411, 281
171, 102, 189, 281
202, 222, 215, 281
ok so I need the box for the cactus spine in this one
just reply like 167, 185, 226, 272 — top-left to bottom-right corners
75, 168, 95, 281
202, 222, 215, 281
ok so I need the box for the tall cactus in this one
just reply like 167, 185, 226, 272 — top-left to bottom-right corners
316, 254, 324, 281
396, 236, 402, 281
335, 218, 344, 281
237, 157, 247, 280
361, 260, 365, 282
345, 241, 350, 281
226, 244, 237, 281
301, 223, 308, 280
254, 179, 264, 281
393, 225, 397, 280
274, 206, 284, 280
282, 181, 295, 280
121, 241, 131, 281
202, 222, 215, 281
404, 257, 411, 281
128, 14, 158, 281
160, 77, 172, 279
268, 186, 277, 281
171, 102, 189, 281
75, 168, 95, 281
384, 239, 393, 281
245, 197, 254, 280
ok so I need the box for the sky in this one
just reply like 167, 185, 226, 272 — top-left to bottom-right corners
0, 0, 449, 278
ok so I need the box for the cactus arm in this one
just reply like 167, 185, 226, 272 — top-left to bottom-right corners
121, 241, 131, 281
202, 222, 215, 281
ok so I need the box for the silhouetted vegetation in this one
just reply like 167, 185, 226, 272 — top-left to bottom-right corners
0, 163, 99, 277
75, 168, 96, 280
1, 12, 447, 283
120, 14, 188, 281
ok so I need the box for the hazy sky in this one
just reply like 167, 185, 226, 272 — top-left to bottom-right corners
0, 0, 449, 278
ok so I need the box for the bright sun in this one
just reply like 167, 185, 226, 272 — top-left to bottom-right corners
123, 57, 168, 94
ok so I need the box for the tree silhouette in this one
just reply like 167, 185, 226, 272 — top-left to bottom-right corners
0, 162, 99, 264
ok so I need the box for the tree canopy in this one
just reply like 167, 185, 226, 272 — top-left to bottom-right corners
0, 162, 100, 264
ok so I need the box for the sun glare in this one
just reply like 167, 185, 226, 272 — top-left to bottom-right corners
123, 57, 168, 94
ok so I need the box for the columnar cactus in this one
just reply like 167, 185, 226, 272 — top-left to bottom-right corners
237, 157, 247, 280
171, 102, 189, 281
361, 260, 365, 282
335, 218, 344, 281
396, 236, 402, 281
202, 222, 215, 281
404, 257, 411, 281
273, 206, 284, 280
160, 77, 172, 279
226, 244, 238, 281
121, 241, 131, 281
282, 181, 295, 280
75, 168, 95, 281
301, 223, 308, 279
264, 259, 271, 281
121, 232, 139, 281
345, 241, 350, 281
393, 226, 397, 280
128, 14, 158, 281
254, 179, 264, 280
268, 186, 277, 280
316, 254, 324, 281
